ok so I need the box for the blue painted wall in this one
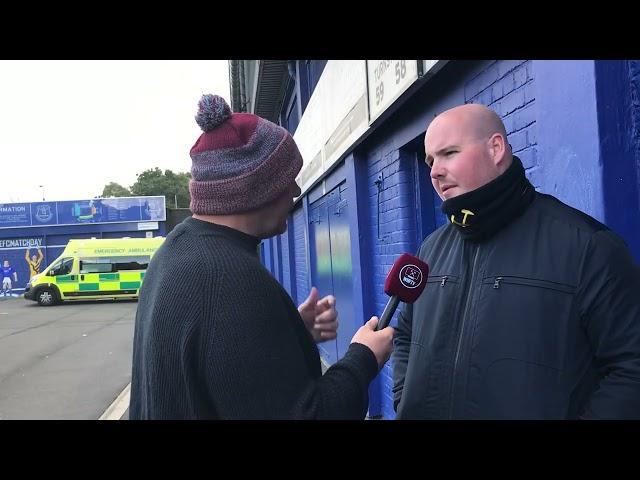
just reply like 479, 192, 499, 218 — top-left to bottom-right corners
292, 205, 308, 306
533, 61, 604, 219
595, 60, 640, 261
344, 152, 381, 416
328, 184, 355, 362
284, 214, 297, 302
534, 60, 639, 260
308, 194, 339, 364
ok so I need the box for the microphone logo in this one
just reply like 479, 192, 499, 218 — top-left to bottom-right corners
399, 264, 423, 289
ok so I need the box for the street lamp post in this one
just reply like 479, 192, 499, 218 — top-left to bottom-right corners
39, 185, 45, 201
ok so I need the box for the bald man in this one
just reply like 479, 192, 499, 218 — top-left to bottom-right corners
392, 104, 640, 419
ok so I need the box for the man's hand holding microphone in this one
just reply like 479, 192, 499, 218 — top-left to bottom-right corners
299, 253, 428, 369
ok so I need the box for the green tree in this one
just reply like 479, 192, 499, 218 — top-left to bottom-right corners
129, 167, 191, 208
101, 182, 131, 198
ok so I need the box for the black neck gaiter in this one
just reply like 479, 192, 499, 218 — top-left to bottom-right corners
440, 155, 535, 242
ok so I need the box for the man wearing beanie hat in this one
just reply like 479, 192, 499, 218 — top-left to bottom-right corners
130, 94, 394, 419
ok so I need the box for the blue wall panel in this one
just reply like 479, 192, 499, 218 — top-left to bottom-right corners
292, 205, 308, 306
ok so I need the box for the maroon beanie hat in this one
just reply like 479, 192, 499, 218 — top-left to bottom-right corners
189, 94, 303, 215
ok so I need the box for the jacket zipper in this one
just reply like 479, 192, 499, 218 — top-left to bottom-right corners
448, 244, 481, 419
487, 276, 575, 294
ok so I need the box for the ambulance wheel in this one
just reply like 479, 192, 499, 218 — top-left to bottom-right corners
37, 288, 57, 306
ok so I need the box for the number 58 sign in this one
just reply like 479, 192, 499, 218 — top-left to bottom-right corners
366, 60, 419, 123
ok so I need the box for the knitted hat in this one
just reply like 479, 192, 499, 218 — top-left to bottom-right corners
189, 94, 303, 215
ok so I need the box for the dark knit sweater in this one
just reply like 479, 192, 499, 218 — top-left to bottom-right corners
130, 217, 379, 419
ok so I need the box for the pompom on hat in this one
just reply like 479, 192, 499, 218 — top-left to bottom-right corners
189, 94, 303, 215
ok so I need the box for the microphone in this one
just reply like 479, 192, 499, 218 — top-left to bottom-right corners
375, 253, 429, 331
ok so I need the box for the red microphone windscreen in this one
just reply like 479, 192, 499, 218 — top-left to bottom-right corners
383, 253, 429, 303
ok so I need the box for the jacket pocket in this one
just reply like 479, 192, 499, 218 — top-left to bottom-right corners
410, 275, 460, 352
464, 275, 577, 417
426, 274, 460, 288
481, 275, 576, 294
477, 357, 565, 419
471, 275, 577, 370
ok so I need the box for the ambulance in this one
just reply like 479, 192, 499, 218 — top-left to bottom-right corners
23, 237, 164, 306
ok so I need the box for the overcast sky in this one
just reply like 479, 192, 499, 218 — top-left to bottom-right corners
0, 60, 230, 204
